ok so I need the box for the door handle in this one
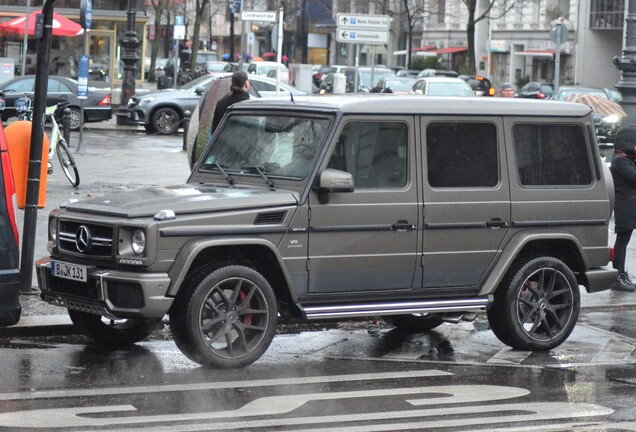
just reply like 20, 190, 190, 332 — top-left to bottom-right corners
392, 221, 416, 232
486, 218, 508, 229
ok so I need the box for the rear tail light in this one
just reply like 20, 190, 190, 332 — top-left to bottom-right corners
0, 123, 19, 246
98, 95, 111, 106
537, 93, 546, 99
487, 87, 495, 96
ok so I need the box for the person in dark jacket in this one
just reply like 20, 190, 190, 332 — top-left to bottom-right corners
211, 71, 250, 132
610, 126, 636, 292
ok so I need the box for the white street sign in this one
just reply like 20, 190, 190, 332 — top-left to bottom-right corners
336, 28, 389, 45
173, 25, 185, 40
241, 10, 277, 22
336, 13, 390, 30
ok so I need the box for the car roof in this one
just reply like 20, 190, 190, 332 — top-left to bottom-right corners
415, 77, 468, 83
230, 94, 593, 117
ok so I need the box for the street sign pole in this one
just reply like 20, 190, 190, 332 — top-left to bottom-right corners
276, 7, 283, 95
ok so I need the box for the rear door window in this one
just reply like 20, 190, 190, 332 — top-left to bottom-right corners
513, 124, 592, 187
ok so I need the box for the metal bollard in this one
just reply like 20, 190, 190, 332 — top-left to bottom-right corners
62, 108, 71, 147
182, 110, 191, 151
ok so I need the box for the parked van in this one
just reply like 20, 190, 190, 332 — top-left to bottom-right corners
37, 95, 616, 367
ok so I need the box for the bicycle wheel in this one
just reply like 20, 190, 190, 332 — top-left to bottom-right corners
56, 139, 80, 187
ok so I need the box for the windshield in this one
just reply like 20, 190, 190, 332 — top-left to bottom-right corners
427, 82, 474, 96
558, 88, 607, 100
179, 74, 213, 90
200, 114, 330, 180
383, 79, 415, 92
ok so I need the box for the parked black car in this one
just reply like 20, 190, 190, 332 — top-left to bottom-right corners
516, 81, 554, 99
0, 75, 112, 130
0, 123, 20, 327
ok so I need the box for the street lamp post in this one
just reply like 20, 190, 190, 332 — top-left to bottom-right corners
614, 0, 636, 125
116, 0, 140, 125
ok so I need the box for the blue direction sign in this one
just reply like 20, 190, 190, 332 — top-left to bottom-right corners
77, 55, 89, 100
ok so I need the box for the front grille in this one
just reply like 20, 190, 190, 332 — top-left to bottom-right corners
107, 281, 145, 309
58, 220, 114, 257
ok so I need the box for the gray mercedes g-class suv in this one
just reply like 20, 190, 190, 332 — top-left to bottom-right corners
36, 95, 617, 368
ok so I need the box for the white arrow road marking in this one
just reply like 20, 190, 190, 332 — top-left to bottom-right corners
0, 385, 527, 428
87, 402, 613, 432
592, 338, 636, 363
487, 348, 533, 365
0, 370, 450, 401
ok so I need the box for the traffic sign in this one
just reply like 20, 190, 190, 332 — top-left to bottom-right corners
337, 13, 390, 30
241, 10, 277, 22
336, 28, 389, 44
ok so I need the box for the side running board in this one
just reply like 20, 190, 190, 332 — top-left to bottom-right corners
301, 296, 492, 320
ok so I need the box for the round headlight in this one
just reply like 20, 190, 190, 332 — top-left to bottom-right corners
131, 229, 145, 255
49, 219, 57, 242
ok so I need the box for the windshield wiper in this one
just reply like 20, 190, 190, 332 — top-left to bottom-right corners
242, 166, 276, 190
214, 162, 235, 186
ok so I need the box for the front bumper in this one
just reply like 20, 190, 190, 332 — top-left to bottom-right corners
36, 257, 173, 319
127, 107, 147, 125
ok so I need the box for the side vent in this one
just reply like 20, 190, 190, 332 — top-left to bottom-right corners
254, 211, 287, 225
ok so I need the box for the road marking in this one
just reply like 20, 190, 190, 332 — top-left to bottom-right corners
592, 338, 636, 363
382, 346, 427, 360
487, 348, 533, 365
80, 402, 613, 432
0, 385, 528, 428
0, 370, 450, 401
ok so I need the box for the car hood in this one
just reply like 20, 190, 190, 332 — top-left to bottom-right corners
63, 184, 299, 218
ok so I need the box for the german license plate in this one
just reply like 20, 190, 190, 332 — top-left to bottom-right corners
51, 260, 87, 282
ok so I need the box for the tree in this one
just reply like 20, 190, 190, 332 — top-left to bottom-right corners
190, 0, 213, 71
461, 0, 513, 74
147, 0, 170, 82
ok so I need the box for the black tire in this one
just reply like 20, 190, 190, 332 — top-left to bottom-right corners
152, 107, 180, 135
68, 107, 82, 131
56, 139, 80, 187
68, 309, 160, 346
170, 264, 277, 368
144, 123, 156, 134
487, 256, 580, 351
386, 314, 444, 333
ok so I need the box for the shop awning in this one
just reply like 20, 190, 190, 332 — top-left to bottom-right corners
393, 46, 436, 56
515, 49, 563, 58
429, 47, 468, 55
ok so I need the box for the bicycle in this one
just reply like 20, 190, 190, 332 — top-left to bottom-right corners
10, 95, 80, 187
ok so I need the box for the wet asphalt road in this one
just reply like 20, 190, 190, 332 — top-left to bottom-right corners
0, 309, 635, 431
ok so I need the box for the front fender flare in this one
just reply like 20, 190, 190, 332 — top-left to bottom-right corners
166, 237, 297, 303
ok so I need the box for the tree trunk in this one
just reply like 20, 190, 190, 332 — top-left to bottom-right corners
148, 0, 167, 82
466, 0, 477, 74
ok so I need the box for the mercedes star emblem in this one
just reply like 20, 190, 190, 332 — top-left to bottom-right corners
75, 225, 92, 252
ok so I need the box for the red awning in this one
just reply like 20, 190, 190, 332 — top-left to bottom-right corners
412, 46, 436, 52
429, 47, 468, 55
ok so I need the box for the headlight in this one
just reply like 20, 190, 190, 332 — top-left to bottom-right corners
49, 218, 57, 242
603, 114, 620, 124
131, 229, 146, 255
139, 97, 155, 105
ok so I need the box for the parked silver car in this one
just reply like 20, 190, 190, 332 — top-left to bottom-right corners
128, 74, 304, 135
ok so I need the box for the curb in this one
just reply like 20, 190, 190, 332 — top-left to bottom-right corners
0, 315, 76, 338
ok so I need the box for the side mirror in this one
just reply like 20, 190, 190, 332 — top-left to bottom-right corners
314, 169, 354, 204
195, 85, 206, 95
415, 89, 423, 95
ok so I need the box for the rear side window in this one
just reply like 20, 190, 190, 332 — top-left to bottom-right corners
426, 122, 498, 188
513, 124, 592, 187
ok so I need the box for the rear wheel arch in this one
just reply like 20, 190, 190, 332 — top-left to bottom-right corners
480, 234, 587, 296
